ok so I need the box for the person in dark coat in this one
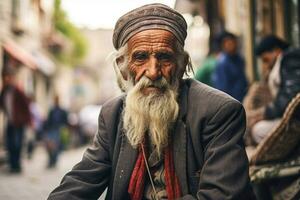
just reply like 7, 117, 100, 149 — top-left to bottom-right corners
0, 60, 32, 173
248, 35, 300, 144
48, 3, 255, 200
44, 95, 68, 168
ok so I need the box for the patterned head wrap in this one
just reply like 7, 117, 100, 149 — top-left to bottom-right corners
113, 3, 187, 50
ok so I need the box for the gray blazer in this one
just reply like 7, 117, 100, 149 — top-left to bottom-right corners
48, 79, 254, 200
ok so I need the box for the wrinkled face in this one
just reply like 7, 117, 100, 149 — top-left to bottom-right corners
127, 29, 178, 95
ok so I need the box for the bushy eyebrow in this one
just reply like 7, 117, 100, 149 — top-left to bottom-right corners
132, 50, 148, 56
156, 50, 174, 56
132, 49, 174, 56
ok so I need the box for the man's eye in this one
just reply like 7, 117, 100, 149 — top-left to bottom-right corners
156, 53, 173, 61
133, 53, 148, 61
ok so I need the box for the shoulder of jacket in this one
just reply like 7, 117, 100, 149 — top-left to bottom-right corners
184, 79, 242, 116
186, 79, 238, 102
100, 94, 125, 119
281, 48, 300, 69
283, 48, 300, 56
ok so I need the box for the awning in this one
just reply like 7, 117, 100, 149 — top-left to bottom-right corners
2, 39, 37, 70
32, 51, 56, 76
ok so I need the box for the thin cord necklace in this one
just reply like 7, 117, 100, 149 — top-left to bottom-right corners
141, 143, 158, 200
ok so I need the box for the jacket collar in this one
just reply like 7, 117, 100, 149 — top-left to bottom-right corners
173, 80, 189, 194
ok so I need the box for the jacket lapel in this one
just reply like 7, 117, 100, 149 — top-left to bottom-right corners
173, 82, 189, 195
112, 121, 138, 199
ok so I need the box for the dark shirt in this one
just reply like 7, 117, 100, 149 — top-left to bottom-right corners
46, 106, 68, 130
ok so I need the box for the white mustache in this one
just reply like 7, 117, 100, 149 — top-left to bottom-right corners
136, 76, 169, 90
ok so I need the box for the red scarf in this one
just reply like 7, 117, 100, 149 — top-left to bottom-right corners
128, 144, 181, 200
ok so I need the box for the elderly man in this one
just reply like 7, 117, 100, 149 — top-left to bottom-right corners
48, 4, 254, 200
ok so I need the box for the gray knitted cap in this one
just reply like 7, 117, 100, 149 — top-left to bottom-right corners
113, 3, 187, 50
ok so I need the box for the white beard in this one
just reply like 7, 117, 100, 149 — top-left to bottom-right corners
123, 76, 179, 156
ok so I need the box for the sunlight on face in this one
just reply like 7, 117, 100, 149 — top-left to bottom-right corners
127, 30, 178, 92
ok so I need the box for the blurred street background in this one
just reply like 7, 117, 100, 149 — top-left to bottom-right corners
0, 145, 88, 199
0, 0, 299, 199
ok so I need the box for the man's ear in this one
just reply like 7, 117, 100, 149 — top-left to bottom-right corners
116, 56, 124, 65
116, 56, 128, 80
183, 52, 189, 67
177, 52, 189, 78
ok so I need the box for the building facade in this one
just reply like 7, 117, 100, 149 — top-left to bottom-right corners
0, 0, 57, 150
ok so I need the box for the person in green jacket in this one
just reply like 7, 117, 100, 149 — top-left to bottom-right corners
194, 40, 220, 86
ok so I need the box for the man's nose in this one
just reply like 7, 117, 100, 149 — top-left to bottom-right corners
145, 57, 161, 81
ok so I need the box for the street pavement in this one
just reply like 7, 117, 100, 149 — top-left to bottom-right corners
0, 144, 106, 200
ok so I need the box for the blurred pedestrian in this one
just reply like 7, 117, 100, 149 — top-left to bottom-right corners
194, 37, 220, 86
44, 95, 68, 168
0, 58, 32, 173
248, 35, 300, 144
212, 31, 248, 102
26, 94, 44, 159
